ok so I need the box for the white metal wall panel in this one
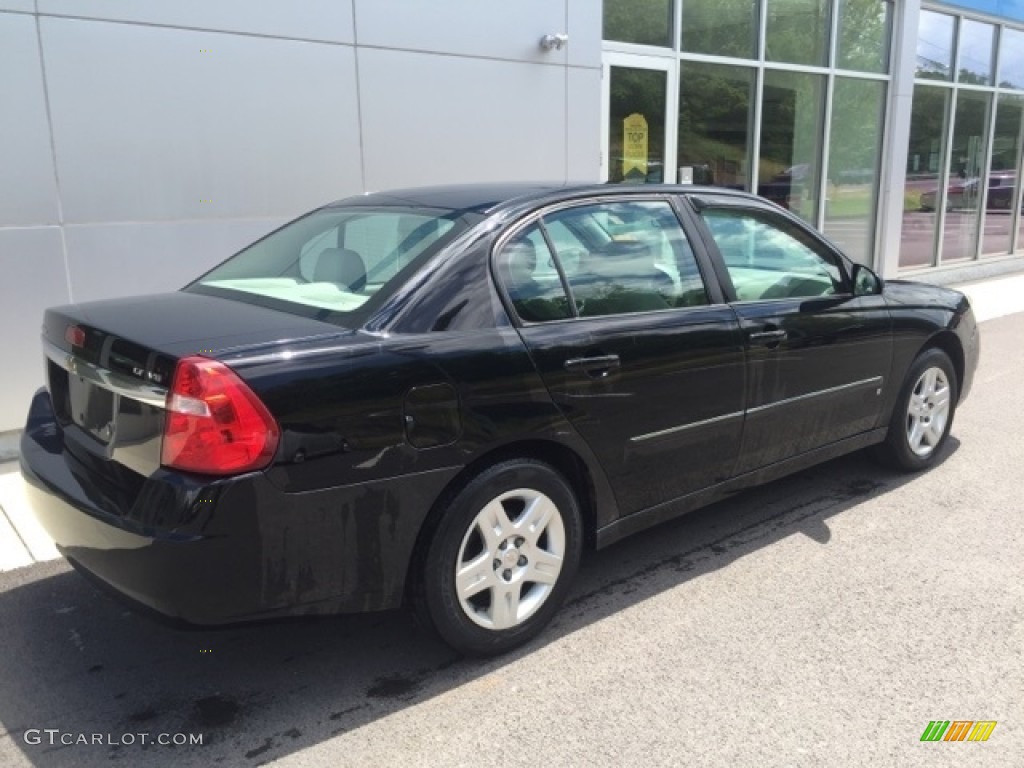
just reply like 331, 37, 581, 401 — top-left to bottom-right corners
358, 48, 567, 189
37, 0, 355, 42
567, 0, 602, 68
40, 18, 362, 224
567, 67, 602, 181
63, 218, 284, 303
0, 229, 70, 430
355, 0, 566, 63
0, 13, 60, 227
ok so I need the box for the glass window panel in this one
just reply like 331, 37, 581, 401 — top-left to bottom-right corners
823, 78, 886, 265
758, 70, 826, 225
916, 11, 955, 81
836, 0, 892, 73
984, 95, 1024, 255
495, 224, 571, 323
958, 20, 995, 85
195, 207, 466, 315
766, 0, 830, 66
901, 86, 951, 268
700, 209, 843, 301
681, 0, 758, 59
604, 0, 674, 48
608, 67, 667, 184
998, 28, 1024, 89
678, 61, 756, 191
544, 201, 708, 316
940, 91, 992, 263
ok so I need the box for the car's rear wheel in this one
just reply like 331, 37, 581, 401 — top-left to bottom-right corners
415, 459, 582, 657
875, 347, 958, 471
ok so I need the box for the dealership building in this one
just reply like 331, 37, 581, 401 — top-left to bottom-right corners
1, 0, 1023, 434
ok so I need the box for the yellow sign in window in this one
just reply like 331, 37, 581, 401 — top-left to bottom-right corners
623, 113, 648, 181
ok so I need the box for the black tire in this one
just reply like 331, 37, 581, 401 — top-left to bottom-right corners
413, 459, 582, 657
874, 347, 958, 471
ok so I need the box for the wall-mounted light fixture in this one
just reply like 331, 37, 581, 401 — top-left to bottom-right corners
539, 33, 569, 51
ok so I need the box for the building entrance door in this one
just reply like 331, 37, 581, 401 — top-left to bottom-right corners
603, 54, 676, 184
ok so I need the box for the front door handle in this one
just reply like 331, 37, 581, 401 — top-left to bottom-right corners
564, 354, 621, 377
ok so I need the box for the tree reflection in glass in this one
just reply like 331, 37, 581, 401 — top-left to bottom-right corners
758, 70, 826, 224
681, 0, 758, 59
678, 61, 756, 191
823, 78, 885, 264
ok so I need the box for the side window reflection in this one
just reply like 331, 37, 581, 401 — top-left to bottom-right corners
495, 225, 572, 323
700, 208, 845, 301
543, 200, 709, 317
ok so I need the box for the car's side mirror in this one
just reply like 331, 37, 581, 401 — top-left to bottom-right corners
852, 263, 883, 296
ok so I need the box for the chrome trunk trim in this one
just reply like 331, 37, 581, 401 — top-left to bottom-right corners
44, 339, 168, 409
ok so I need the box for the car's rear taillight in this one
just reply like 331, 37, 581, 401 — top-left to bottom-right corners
64, 324, 86, 347
161, 356, 279, 475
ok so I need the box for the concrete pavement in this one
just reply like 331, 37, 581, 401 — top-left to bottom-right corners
2, 270, 1023, 573
0, 466, 58, 572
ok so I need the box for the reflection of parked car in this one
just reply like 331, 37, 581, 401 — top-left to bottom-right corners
986, 171, 1019, 209
757, 164, 809, 209
920, 171, 1018, 211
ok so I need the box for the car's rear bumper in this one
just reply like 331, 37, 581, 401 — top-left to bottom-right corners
20, 388, 458, 624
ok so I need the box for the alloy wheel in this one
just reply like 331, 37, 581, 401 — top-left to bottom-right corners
454, 488, 566, 630
906, 366, 952, 457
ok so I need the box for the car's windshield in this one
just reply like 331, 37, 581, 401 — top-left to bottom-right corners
186, 204, 473, 321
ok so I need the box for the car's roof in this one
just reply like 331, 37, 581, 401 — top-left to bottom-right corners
329, 182, 574, 213
329, 182, 758, 215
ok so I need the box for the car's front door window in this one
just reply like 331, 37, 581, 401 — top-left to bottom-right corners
699, 208, 845, 301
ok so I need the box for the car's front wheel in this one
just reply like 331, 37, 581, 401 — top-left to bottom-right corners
875, 347, 958, 471
415, 459, 582, 657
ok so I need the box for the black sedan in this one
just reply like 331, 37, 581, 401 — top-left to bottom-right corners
21, 183, 979, 656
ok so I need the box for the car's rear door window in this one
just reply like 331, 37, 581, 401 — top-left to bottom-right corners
494, 223, 573, 322
699, 208, 846, 301
542, 200, 709, 316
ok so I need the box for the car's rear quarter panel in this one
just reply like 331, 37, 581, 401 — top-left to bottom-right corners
217, 325, 612, 614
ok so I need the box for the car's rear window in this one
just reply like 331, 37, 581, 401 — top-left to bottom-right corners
186, 205, 473, 321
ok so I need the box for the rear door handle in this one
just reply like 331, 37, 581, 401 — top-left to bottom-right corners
564, 354, 621, 377
748, 329, 787, 343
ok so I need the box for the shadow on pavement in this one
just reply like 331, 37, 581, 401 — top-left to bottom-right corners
0, 444, 956, 766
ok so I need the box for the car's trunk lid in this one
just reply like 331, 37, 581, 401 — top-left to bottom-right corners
45, 291, 350, 361
41, 290, 350, 488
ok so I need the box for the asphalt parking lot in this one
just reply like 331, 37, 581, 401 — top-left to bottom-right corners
0, 311, 1020, 768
